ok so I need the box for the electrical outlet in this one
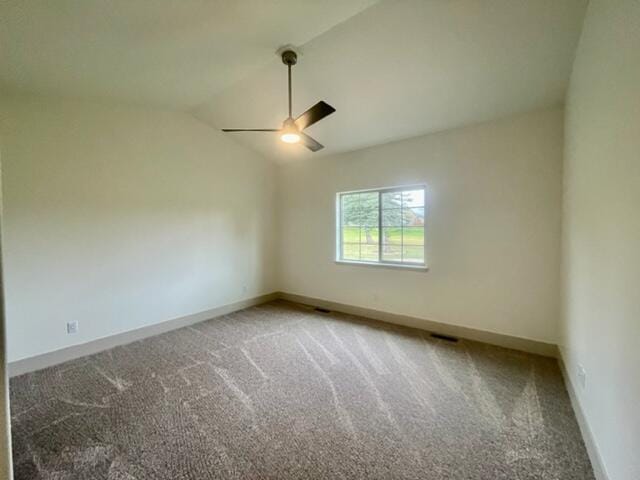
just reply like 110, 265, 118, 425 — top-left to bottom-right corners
577, 364, 586, 390
67, 321, 78, 334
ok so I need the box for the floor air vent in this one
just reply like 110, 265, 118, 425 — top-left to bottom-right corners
430, 333, 459, 343
314, 307, 331, 314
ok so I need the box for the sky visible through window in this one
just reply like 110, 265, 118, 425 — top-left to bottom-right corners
339, 186, 425, 265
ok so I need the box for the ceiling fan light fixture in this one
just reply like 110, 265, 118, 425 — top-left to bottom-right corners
280, 132, 301, 144
280, 118, 300, 144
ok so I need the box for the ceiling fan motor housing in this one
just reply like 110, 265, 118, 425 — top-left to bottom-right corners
283, 117, 297, 128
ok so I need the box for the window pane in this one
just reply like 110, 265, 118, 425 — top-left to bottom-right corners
361, 244, 379, 262
359, 191, 378, 207
360, 226, 379, 245
342, 226, 360, 244
402, 246, 424, 264
402, 227, 424, 245
382, 191, 402, 209
402, 189, 424, 207
381, 245, 402, 262
361, 207, 378, 227
382, 227, 402, 245
382, 208, 402, 226
341, 194, 361, 226
342, 243, 360, 261
359, 192, 378, 226
403, 207, 425, 226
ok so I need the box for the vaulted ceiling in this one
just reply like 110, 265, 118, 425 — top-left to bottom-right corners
1, 0, 588, 161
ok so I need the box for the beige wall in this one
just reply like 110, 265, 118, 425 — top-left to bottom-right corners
277, 108, 564, 344
0, 94, 278, 363
561, 1, 640, 479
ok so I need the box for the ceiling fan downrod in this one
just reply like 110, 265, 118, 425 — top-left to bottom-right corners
281, 49, 297, 119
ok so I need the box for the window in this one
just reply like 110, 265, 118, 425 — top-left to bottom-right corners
337, 185, 426, 267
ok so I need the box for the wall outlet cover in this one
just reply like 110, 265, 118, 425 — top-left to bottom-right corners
67, 321, 79, 334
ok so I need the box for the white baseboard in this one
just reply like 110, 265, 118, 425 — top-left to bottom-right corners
8, 292, 279, 377
8, 290, 559, 372
279, 292, 558, 358
557, 348, 609, 480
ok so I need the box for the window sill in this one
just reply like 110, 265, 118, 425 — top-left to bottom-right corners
335, 260, 429, 271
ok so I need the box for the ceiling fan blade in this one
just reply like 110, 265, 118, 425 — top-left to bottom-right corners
294, 101, 336, 130
300, 132, 324, 152
221, 128, 279, 132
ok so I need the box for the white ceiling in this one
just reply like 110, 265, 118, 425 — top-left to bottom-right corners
0, 0, 377, 108
1, 0, 588, 161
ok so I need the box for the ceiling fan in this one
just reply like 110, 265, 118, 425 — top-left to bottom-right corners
222, 49, 336, 152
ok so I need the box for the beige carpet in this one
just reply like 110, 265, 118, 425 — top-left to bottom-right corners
10, 300, 594, 479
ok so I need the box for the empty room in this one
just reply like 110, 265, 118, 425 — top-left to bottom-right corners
0, 1, 638, 479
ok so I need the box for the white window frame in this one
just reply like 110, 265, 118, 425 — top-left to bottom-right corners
335, 184, 428, 270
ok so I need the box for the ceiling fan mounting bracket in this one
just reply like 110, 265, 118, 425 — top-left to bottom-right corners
281, 50, 298, 66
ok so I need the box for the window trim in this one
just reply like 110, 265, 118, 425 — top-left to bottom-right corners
335, 184, 428, 269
